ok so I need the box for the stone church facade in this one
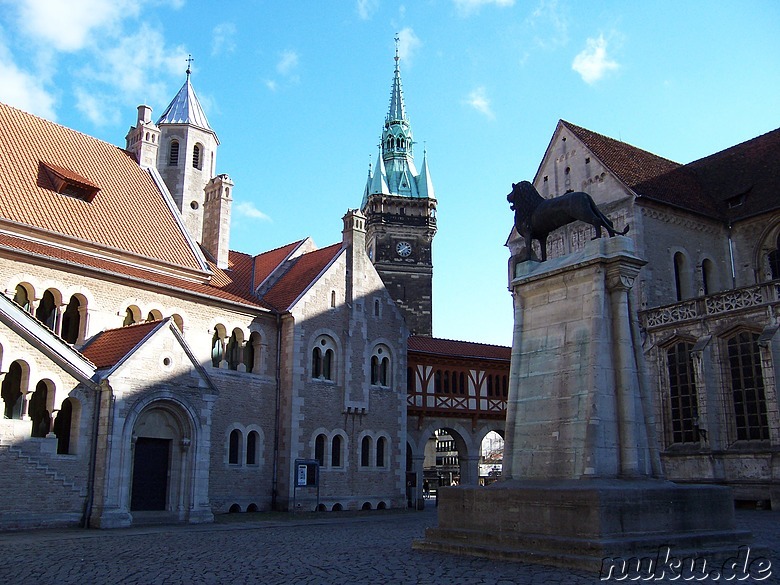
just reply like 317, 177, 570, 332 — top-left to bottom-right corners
508, 120, 780, 509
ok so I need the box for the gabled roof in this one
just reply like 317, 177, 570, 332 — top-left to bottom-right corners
260, 243, 342, 312
560, 120, 681, 188
559, 120, 780, 221
81, 320, 162, 369
408, 336, 511, 362
0, 102, 206, 273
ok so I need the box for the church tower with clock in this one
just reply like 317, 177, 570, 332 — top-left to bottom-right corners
361, 40, 437, 336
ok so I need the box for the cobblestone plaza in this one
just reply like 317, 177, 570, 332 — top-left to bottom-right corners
0, 506, 776, 584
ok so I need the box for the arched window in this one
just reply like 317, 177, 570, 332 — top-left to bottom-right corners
673, 252, 692, 301
1, 361, 24, 419
35, 289, 58, 332
246, 431, 259, 465
312, 336, 335, 380
370, 346, 390, 386
211, 329, 224, 368
226, 330, 242, 370
60, 296, 82, 344
727, 331, 769, 441
315, 434, 326, 466
53, 398, 74, 454
331, 435, 343, 467
701, 259, 717, 296
29, 381, 50, 438
168, 140, 179, 166
192, 143, 202, 169
376, 436, 386, 467
768, 234, 780, 280
228, 429, 241, 464
13, 284, 31, 312
361, 436, 371, 467
244, 332, 257, 373
666, 342, 698, 444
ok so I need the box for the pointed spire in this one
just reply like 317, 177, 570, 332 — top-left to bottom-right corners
417, 148, 435, 200
156, 63, 216, 140
387, 35, 407, 124
369, 149, 390, 196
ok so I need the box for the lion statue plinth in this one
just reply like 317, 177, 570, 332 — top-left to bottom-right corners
507, 180, 629, 262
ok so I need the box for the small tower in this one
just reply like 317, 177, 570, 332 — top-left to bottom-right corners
202, 174, 233, 269
361, 39, 437, 336
125, 105, 160, 169
155, 59, 220, 244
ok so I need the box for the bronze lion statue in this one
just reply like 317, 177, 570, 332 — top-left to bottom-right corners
508, 180, 629, 262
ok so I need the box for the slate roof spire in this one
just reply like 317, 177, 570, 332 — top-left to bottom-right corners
156, 58, 216, 137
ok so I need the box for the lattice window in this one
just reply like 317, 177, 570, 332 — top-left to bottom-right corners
727, 331, 769, 441
666, 342, 698, 444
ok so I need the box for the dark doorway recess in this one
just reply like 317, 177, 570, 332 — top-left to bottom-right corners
131, 438, 170, 511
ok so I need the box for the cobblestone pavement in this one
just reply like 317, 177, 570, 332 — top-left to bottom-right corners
0, 507, 776, 584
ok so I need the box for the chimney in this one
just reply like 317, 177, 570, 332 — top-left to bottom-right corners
125, 105, 160, 169
202, 174, 233, 269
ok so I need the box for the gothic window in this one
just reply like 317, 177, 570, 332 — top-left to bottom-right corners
666, 342, 699, 444
311, 336, 335, 380
60, 296, 82, 344
331, 435, 343, 467
370, 345, 391, 386
314, 434, 326, 466
727, 331, 769, 441
361, 436, 371, 467
376, 436, 386, 467
192, 143, 202, 169
228, 429, 241, 464
1, 361, 24, 419
246, 431, 259, 465
35, 289, 58, 332
168, 140, 179, 166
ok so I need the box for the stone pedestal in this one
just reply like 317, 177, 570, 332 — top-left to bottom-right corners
414, 237, 753, 571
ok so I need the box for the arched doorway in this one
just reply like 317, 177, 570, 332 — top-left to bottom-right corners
422, 427, 470, 494
479, 430, 504, 486
130, 403, 192, 515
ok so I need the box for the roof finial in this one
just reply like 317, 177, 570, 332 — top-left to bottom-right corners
186, 54, 194, 78
394, 34, 400, 69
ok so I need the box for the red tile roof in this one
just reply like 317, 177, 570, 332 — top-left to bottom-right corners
0, 102, 203, 271
408, 336, 511, 361
252, 240, 305, 290
81, 320, 163, 369
260, 243, 342, 311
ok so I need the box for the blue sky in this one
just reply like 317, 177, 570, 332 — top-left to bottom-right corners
1, 0, 778, 346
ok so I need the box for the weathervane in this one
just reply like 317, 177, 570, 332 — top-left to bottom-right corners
394, 34, 400, 65
186, 54, 194, 78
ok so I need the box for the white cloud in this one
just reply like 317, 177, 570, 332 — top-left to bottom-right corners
397, 28, 421, 63
265, 79, 278, 92
14, 0, 139, 52
211, 22, 237, 56
277, 50, 299, 76
0, 37, 57, 119
465, 87, 494, 119
235, 201, 271, 222
526, 0, 568, 50
74, 87, 119, 127
356, 0, 379, 20
572, 34, 619, 85
453, 0, 514, 17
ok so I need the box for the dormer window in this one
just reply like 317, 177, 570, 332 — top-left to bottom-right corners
40, 161, 100, 203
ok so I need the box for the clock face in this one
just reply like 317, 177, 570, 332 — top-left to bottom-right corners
396, 241, 412, 257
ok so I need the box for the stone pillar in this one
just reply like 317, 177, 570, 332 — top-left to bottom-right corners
459, 455, 480, 486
